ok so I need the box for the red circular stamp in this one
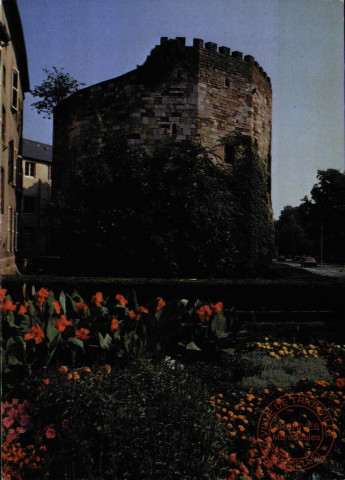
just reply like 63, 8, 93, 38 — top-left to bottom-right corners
257, 394, 335, 471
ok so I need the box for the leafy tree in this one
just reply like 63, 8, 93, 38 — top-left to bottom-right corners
222, 132, 274, 273
276, 169, 345, 261
31, 67, 85, 118
49, 136, 274, 277
275, 206, 312, 256
300, 169, 345, 261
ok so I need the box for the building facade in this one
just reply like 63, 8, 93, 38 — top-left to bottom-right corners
53, 37, 272, 196
0, 0, 29, 275
21, 139, 52, 264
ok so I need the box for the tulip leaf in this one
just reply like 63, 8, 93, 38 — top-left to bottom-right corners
68, 337, 84, 349
215, 330, 230, 339
98, 333, 112, 350
59, 291, 66, 314
47, 318, 59, 343
222, 347, 235, 356
186, 341, 201, 351
211, 312, 227, 333
8, 355, 22, 365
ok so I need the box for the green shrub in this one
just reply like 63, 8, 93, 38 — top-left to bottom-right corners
23, 359, 229, 479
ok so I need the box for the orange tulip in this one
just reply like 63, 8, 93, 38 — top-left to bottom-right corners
211, 302, 223, 313
24, 324, 45, 344
1, 299, 17, 313
35, 288, 50, 308
111, 316, 119, 330
115, 294, 128, 306
76, 301, 88, 314
156, 297, 166, 311
54, 314, 72, 332
75, 328, 91, 340
53, 300, 61, 314
196, 305, 212, 322
91, 292, 103, 306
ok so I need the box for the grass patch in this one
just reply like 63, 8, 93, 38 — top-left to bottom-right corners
239, 351, 332, 391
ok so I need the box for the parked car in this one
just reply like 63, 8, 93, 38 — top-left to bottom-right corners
292, 255, 302, 263
301, 256, 317, 268
277, 255, 286, 262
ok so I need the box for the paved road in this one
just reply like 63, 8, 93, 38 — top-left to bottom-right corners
280, 261, 345, 279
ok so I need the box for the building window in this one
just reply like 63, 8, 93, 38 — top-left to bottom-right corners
224, 144, 235, 165
23, 196, 36, 214
2, 106, 6, 140
225, 78, 230, 87
172, 123, 177, 135
7, 140, 14, 184
23, 226, 35, 250
2, 65, 6, 87
7, 206, 15, 252
0, 167, 4, 214
14, 212, 18, 251
16, 156, 22, 188
25, 161, 35, 177
12, 68, 19, 110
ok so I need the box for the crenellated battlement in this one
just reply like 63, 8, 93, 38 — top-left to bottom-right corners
159, 36, 270, 84
54, 36, 272, 191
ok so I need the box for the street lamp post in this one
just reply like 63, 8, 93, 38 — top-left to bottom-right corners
320, 220, 323, 267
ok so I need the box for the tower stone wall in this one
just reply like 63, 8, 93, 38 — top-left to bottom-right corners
53, 37, 272, 194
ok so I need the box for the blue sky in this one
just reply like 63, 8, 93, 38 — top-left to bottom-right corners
17, 0, 344, 218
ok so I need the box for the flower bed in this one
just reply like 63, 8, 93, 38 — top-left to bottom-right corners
1, 286, 345, 479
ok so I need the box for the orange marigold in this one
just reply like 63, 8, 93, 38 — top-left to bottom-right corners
115, 294, 128, 306
75, 328, 91, 340
335, 378, 345, 388
54, 315, 72, 333
91, 292, 103, 306
24, 324, 45, 344
196, 305, 212, 322
58, 366, 68, 374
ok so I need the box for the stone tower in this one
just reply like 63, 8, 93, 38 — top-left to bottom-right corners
53, 37, 272, 194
